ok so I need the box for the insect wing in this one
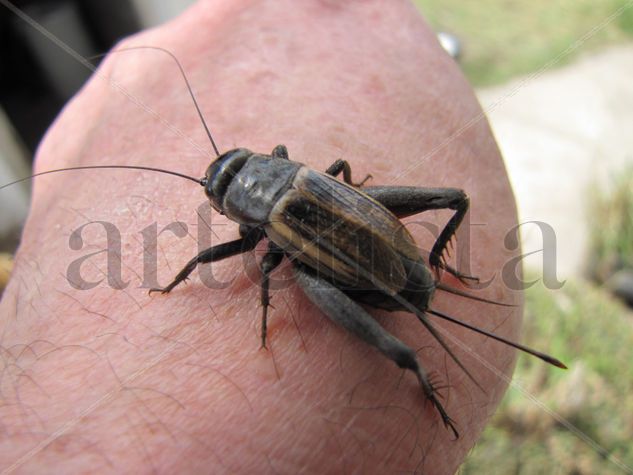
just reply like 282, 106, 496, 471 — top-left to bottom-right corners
267, 168, 419, 291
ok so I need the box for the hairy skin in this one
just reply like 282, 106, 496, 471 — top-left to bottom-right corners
0, 0, 523, 473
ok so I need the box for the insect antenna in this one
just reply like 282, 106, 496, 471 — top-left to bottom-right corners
427, 308, 567, 369
436, 282, 517, 307
0, 165, 204, 192
88, 45, 220, 157
1, 47, 222, 192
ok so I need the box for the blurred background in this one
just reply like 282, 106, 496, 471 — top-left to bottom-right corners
0, 0, 197, 254
419, 3, 633, 474
1, 0, 633, 473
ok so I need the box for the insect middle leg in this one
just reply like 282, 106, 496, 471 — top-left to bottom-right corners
259, 241, 284, 348
293, 264, 459, 438
271, 144, 289, 160
149, 228, 264, 294
325, 159, 372, 187
363, 186, 477, 282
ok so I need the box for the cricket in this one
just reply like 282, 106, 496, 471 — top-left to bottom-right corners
1, 46, 566, 439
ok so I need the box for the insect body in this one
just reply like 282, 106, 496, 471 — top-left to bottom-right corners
2, 47, 566, 439
147, 144, 566, 438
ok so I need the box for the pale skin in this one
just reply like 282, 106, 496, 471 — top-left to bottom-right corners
0, 0, 524, 473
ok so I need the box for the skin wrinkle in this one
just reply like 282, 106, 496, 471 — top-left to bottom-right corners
0, 0, 522, 473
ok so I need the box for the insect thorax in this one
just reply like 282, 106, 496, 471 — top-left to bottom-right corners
222, 155, 301, 225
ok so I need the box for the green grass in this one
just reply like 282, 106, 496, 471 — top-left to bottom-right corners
414, 0, 633, 86
460, 279, 633, 474
405, 3, 633, 470
588, 167, 633, 283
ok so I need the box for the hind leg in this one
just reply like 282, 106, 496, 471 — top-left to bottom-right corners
363, 186, 477, 283
293, 264, 459, 438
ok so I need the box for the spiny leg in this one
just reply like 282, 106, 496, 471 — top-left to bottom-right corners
325, 159, 372, 187
363, 186, 477, 282
293, 264, 458, 438
260, 241, 284, 348
429, 194, 472, 281
149, 228, 264, 294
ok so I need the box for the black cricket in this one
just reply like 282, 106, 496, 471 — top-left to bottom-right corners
3, 47, 566, 438
147, 143, 565, 439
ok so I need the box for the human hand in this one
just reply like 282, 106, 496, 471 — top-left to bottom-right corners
0, 1, 521, 472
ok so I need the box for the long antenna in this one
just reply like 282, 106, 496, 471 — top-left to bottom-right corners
0, 165, 203, 192
436, 282, 517, 307
88, 46, 221, 157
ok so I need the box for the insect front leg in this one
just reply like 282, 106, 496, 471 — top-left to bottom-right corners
363, 186, 477, 282
149, 228, 264, 294
325, 159, 372, 187
293, 264, 459, 438
259, 241, 284, 348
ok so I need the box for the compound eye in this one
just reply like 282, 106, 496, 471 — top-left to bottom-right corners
204, 161, 220, 186
203, 173, 223, 211
203, 148, 252, 212
204, 179, 214, 199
